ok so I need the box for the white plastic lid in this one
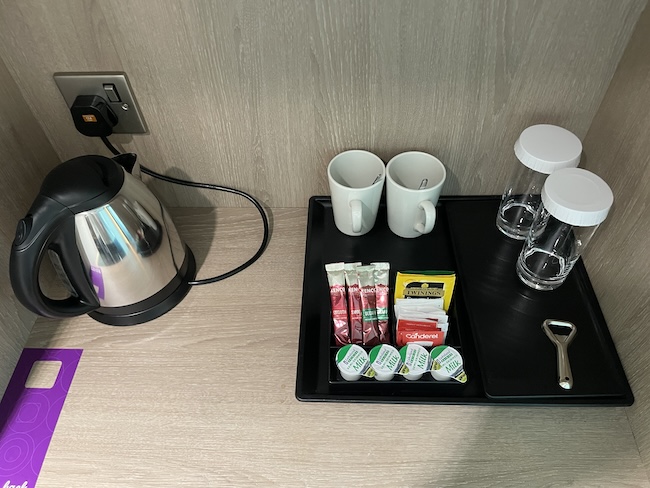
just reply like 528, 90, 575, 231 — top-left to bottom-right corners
514, 124, 582, 174
541, 168, 614, 226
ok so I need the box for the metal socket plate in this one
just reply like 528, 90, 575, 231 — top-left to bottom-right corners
54, 72, 147, 134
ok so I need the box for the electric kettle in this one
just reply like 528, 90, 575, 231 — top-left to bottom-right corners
10, 154, 196, 325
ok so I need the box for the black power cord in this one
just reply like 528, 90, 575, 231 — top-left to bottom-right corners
101, 136, 270, 285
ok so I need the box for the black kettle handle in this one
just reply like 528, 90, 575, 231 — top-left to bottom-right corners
10, 195, 99, 318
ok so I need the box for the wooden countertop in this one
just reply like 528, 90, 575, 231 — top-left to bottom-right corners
24, 208, 650, 488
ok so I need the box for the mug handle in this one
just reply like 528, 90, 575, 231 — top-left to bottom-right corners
414, 200, 436, 234
350, 199, 363, 233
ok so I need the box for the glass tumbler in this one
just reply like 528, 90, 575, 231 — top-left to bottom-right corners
516, 168, 613, 291
497, 124, 582, 239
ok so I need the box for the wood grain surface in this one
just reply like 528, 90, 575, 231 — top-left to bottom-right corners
0, 0, 645, 207
21, 208, 650, 487
582, 4, 650, 480
1, 1, 650, 484
0, 56, 60, 394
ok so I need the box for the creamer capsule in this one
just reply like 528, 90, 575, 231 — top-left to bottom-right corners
430, 345, 467, 383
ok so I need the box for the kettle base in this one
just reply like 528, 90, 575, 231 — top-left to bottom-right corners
89, 246, 197, 326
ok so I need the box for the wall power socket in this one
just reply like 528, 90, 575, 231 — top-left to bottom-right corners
54, 72, 147, 134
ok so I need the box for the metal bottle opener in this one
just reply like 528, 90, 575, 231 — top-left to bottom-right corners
542, 319, 577, 390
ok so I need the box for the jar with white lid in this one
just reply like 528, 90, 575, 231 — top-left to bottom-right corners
516, 168, 613, 291
496, 124, 582, 239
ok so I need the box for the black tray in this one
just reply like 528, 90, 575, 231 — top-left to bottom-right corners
295, 196, 633, 405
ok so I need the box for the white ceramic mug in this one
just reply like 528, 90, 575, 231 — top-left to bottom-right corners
386, 151, 446, 238
328, 150, 386, 236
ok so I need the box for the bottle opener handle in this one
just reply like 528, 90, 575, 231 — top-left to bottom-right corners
556, 341, 573, 390
542, 319, 577, 390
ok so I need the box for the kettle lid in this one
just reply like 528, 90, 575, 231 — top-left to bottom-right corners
40, 155, 125, 213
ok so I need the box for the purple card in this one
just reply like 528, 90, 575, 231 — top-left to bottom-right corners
0, 348, 82, 488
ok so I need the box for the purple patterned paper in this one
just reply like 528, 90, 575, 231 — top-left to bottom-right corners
0, 349, 82, 488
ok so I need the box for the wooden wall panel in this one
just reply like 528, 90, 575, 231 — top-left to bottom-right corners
0, 0, 645, 207
0, 56, 60, 394
582, 4, 650, 478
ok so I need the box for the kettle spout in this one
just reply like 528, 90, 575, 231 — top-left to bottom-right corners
112, 153, 138, 174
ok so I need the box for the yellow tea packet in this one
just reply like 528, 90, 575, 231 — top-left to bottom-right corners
394, 271, 456, 312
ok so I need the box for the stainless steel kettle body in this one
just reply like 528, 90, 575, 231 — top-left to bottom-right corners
10, 154, 196, 325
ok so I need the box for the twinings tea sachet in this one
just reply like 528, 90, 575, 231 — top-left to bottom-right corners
393, 271, 456, 348
394, 271, 456, 312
